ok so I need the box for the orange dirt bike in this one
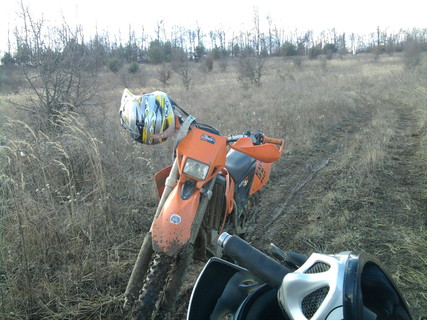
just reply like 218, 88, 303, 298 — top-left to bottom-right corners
121, 92, 284, 320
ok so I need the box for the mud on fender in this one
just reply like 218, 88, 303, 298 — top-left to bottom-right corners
152, 186, 200, 256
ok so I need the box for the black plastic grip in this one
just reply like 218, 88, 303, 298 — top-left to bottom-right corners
218, 233, 290, 288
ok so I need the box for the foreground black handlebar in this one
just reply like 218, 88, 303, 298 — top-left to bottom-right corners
218, 232, 290, 288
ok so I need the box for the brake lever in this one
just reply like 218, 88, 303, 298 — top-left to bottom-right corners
227, 131, 264, 145
242, 131, 264, 145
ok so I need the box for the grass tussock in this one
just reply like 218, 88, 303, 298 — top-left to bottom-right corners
1, 53, 426, 319
0, 111, 158, 319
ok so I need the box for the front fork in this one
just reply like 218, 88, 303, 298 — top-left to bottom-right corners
123, 159, 217, 308
123, 158, 180, 308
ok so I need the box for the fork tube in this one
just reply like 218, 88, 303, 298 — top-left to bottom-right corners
124, 158, 179, 308
189, 176, 217, 245
151, 157, 180, 225
123, 232, 153, 308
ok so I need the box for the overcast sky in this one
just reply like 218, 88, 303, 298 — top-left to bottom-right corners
1, 0, 426, 53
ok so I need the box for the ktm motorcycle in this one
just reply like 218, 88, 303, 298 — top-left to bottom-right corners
122, 96, 284, 320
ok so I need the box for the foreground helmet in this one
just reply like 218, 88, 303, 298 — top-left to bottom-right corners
119, 89, 175, 144
279, 251, 412, 320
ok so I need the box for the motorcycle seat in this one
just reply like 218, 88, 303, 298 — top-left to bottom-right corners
226, 149, 256, 183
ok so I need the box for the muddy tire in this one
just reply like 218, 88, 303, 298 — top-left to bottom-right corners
134, 252, 173, 320
156, 244, 194, 319
238, 191, 261, 240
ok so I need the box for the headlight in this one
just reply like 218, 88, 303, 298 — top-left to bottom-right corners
183, 158, 210, 180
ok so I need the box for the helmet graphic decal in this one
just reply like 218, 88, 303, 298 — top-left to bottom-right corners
119, 89, 175, 144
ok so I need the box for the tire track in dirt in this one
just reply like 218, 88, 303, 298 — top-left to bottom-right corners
370, 102, 427, 318
377, 101, 426, 224
265, 158, 330, 230
254, 105, 373, 248
254, 98, 426, 318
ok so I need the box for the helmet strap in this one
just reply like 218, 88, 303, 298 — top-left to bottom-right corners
173, 114, 196, 152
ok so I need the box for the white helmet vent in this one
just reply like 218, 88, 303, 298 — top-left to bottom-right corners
279, 253, 348, 320
302, 286, 329, 318
305, 262, 330, 274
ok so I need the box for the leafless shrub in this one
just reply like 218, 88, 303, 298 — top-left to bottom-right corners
157, 63, 173, 87
404, 37, 422, 68
177, 61, 192, 90
218, 57, 229, 72
238, 53, 265, 87
12, 4, 99, 131
199, 56, 214, 73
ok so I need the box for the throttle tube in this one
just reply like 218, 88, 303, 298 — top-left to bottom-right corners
263, 136, 284, 146
218, 232, 290, 288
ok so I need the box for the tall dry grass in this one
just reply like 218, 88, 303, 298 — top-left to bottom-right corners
1, 53, 426, 319
0, 106, 164, 318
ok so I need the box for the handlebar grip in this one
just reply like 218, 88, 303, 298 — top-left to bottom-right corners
218, 233, 290, 288
263, 136, 284, 146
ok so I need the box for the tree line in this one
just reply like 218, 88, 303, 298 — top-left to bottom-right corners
1, 5, 425, 120
1, 4, 426, 68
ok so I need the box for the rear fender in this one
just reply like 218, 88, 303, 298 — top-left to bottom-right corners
151, 185, 200, 256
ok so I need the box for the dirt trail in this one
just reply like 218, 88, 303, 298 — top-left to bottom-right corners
254, 104, 374, 248
253, 98, 426, 318
173, 97, 426, 319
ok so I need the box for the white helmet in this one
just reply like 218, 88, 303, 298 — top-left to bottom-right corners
279, 251, 412, 320
119, 89, 175, 144
279, 252, 347, 319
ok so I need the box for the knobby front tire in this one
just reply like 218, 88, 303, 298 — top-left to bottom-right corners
156, 244, 194, 319
134, 252, 173, 320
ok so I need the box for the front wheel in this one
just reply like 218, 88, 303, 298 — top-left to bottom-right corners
157, 244, 194, 319
133, 244, 194, 320
134, 252, 172, 320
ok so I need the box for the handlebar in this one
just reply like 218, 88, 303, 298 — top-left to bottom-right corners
227, 132, 284, 147
218, 232, 290, 288
262, 136, 284, 146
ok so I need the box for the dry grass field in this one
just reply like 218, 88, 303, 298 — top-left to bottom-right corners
1, 53, 426, 319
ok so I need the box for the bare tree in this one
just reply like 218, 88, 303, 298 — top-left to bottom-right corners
176, 61, 192, 90
157, 63, 173, 87
404, 34, 422, 68
238, 51, 265, 87
13, 2, 99, 131
267, 15, 274, 55
252, 7, 261, 54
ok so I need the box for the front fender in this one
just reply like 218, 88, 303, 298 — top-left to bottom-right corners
151, 185, 200, 256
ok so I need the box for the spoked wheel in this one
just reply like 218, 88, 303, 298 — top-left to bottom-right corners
156, 244, 194, 319
238, 191, 261, 241
134, 252, 173, 320
133, 244, 194, 320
